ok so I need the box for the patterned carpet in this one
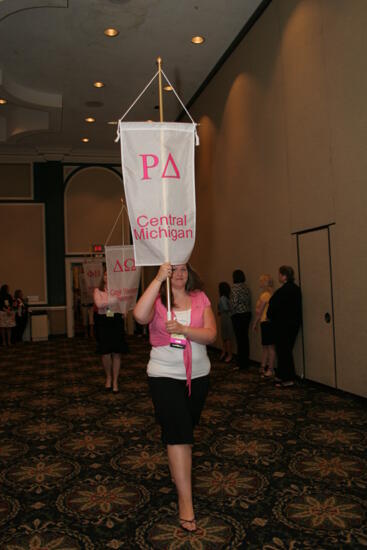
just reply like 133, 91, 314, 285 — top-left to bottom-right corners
0, 336, 366, 549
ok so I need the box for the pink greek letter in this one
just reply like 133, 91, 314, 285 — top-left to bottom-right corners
139, 154, 159, 180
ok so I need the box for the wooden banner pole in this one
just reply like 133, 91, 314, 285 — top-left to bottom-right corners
156, 57, 171, 317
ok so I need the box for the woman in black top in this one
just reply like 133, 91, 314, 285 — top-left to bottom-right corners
267, 266, 302, 387
230, 270, 252, 370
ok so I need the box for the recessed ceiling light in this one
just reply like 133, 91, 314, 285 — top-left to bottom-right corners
0, 98, 7, 105
85, 117, 96, 123
93, 81, 105, 88
81, 137, 90, 143
191, 35, 205, 44
107, 121, 118, 125
104, 28, 119, 37
163, 85, 173, 91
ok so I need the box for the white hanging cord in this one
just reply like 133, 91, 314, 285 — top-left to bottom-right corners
105, 202, 130, 246
115, 71, 159, 142
161, 69, 196, 125
161, 69, 199, 145
121, 203, 125, 246
115, 67, 199, 144
105, 206, 123, 246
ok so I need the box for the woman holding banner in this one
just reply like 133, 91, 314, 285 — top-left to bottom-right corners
134, 262, 216, 532
94, 271, 128, 393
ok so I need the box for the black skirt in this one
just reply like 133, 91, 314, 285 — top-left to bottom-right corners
260, 320, 274, 346
95, 313, 128, 355
148, 375, 210, 445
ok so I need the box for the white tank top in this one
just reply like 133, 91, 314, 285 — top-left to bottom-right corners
147, 309, 210, 380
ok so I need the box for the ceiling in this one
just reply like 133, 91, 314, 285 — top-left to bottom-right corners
0, 0, 262, 161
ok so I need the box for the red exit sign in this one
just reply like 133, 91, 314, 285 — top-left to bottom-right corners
92, 244, 104, 253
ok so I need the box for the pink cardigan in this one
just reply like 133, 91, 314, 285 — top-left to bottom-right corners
149, 290, 211, 394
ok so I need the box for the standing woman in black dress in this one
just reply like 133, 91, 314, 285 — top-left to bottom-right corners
93, 271, 128, 393
267, 265, 302, 387
230, 270, 252, 370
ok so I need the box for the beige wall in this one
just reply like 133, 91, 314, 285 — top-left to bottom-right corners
65, 166, 127, 254
0, 203, 47, 303
0, 163, 32, 198
189, 0, 367, 397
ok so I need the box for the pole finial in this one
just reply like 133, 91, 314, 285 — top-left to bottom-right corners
156, 58, 164, 123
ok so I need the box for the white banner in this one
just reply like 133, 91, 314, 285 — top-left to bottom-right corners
82, 261, 103, 303
105, 245, 141, 315
119, 121, 196, 266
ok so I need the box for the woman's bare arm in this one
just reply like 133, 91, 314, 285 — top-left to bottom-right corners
253, 299, 266, 330
133, 263, 171, 325
93, 288, 108, 309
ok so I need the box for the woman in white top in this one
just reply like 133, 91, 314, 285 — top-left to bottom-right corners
134, 262, 216, 533
93, 271, 128, 393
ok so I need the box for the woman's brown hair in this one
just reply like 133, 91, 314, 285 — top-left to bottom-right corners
232, 269, 245, 284
160, 263, 204, 308
279, 265, 295, 283
14, 289, 23, 300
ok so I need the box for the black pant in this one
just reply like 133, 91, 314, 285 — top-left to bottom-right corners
231, 312, 252, 369
274, 326, 299, 381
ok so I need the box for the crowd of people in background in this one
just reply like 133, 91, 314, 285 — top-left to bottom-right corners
218, 264, 302, 387
0, 284, 28, 346
1, 265, 302, 389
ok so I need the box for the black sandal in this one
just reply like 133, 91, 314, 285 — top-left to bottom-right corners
179, 518, 197, 532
